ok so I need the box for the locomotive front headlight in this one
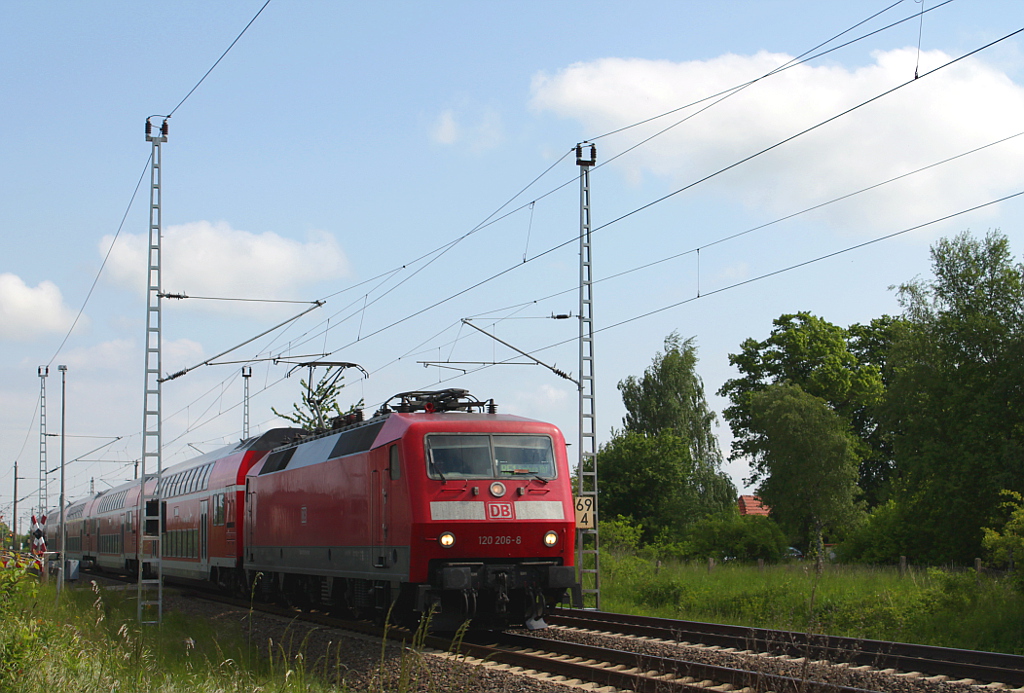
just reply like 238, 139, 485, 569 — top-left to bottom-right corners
543, 530, 559, 547
438, 531, 456, 548
489, 482, 506, 497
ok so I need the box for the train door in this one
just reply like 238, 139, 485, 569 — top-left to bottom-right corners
371, 462, 391, 568
199, 500, 209, 574
245, 480, 255, 562
119, 513, 125, 558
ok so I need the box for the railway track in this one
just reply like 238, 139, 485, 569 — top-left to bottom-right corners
195, 592, 874, 692
461, 629, 878, 693
78, 575, 1019, 693
547, 607, 1024, 689
177, 587, 1017, 693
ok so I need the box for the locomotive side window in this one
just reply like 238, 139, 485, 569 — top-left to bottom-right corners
389, 444, 401, 480
425, 434, 556, 480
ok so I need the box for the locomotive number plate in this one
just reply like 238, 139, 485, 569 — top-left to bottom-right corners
478, 535, 522, 545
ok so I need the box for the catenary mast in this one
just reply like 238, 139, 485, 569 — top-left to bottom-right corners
138, 117, 168, 624
575, 142, 600, 609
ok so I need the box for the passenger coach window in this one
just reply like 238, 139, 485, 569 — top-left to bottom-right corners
426, 434, 556, 480
213, 493, 225, 526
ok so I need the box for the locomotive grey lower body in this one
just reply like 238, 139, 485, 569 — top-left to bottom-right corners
420, 559, 579, 630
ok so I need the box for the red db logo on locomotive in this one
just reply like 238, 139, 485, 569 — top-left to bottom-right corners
487, 502, 514, 520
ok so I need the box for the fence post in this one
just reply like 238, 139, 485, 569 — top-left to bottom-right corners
707, 557, 715, 573
899, 555, 907, 577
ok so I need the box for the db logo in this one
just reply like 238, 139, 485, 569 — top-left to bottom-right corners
486, 503, 514, 520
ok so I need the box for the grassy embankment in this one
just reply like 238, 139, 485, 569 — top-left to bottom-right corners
600, 550, 1024, 654
0, 566, 394, 693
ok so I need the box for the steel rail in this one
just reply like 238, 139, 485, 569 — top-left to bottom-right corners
178, 588, 873, 692
467, 630, 877, 693
550, 607, 1024, 687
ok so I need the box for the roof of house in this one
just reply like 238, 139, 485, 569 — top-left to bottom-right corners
737, 494, 770, 516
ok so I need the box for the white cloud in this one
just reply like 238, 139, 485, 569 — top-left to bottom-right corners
54, 338, 202, 374
432, 109, 460, 145
430, 105, 504, 152
0, 273, 81, 341
165, 338, 206, 367
717, 262, 750, 281
101, 221, 349, 307
58, 339, 135, 372
532, 49, 1024, 234
504, 383, 573, 422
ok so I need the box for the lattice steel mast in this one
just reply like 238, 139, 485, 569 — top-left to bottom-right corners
138, 117, 168, 625
37, 366, 48, 524
575, 142, 600, 609
242, 366, 252, 439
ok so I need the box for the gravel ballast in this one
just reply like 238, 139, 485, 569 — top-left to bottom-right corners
162, 590, 1015, 693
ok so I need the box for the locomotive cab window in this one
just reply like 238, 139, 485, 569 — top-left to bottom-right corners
426, 434, 555, 480
493, 435, 556, 478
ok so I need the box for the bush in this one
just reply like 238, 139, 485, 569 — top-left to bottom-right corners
983, 491, 1024, 578
681, 511, 787, 562
600, 516, 644, 555
836, 500, 908, 563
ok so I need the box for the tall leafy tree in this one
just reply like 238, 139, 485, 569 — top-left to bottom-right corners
719, 312, 887, 504
619, 332, 723, 467
885, 230, 1024, 562
599, 430, 731, 543
748, 383, 863, 566
845, 315, 907, 503
600, 334, 735, 543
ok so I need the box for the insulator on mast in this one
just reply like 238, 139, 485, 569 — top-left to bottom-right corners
145, 118, 152, 136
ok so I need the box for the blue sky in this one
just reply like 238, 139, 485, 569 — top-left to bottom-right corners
2, 1, 1023, 532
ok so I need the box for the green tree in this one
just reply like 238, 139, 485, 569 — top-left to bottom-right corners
272, 366, 361, 431
619, 332, 723, 467
845, 316, 908, 503
748, 383, 863, 567
719, 312, 887, 504
599, 431, 701, 543
981, 490, 1024, 571
599, 334, 735, 544
886, 230, 1024, 562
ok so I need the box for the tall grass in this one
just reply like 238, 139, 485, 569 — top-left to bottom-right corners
600, 551, 1024, 654
0, 566, 351, 692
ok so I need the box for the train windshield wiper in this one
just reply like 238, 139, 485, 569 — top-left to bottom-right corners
429, 457, 447, 484
509, 469, 549, 484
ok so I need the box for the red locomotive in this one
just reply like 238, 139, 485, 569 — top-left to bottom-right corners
49, 389, 580, 629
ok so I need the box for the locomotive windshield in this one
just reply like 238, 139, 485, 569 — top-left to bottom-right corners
425, 434, 556, 480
